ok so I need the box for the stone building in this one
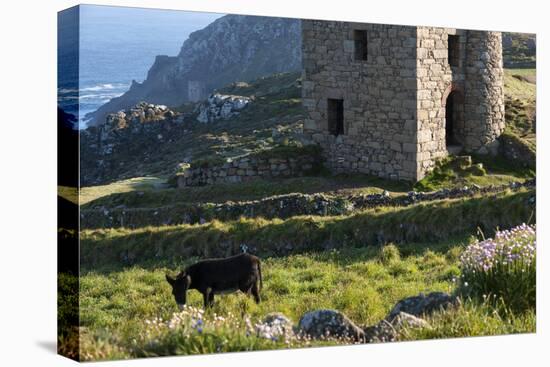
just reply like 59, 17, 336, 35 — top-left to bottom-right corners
301, 20, 505, 181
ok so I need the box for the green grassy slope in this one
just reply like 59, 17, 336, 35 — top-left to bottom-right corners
77, 236, 535, 361
80, 188, 534, 271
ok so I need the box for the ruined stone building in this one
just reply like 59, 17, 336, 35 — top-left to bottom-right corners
301, 20, 505, 181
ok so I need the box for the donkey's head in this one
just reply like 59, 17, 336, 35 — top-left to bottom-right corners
165, 272, 191, 310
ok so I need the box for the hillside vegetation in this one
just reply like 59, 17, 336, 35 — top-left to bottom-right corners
502, 32, 536, 68
503, 68, 536, 150
80, 72, 304, 186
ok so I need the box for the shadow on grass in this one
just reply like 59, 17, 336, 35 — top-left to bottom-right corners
83, 174, 413, 210
80, 189, 534, 275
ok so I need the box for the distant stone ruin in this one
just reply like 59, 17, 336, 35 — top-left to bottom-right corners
301, 21, 505, 181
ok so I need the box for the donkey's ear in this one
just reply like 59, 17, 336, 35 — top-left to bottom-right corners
165, 274, 175, 285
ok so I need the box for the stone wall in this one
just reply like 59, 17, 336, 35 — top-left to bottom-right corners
464, 31, 505, 153
302, 20, 419, 181
415, 27, 463, 176
82, 179, 534, 229
301, 20, 505, 181
176, 153, 317, 188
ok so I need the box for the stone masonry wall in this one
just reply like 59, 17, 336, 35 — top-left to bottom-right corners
302, 19, 505, 182
415, 27, 466, 176
176, 154, 316, 188
302, 20, 419, 181
464, 31, 505, 153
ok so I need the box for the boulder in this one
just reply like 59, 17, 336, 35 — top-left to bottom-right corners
387, 292, 459, 319
389, 311, 429, 330
256, 313, 294, 340
298, 309, 365, 342
363, 320, 396, 343
364, 312, 429, 343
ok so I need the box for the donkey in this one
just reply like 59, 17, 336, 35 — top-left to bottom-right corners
165, 253, 263, 309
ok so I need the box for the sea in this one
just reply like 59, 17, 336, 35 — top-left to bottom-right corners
58, 5, 222, 128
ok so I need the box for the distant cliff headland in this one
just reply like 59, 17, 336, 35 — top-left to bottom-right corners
86, 14, 302, 126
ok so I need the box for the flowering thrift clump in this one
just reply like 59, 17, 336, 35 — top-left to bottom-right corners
459, 223, 536, 312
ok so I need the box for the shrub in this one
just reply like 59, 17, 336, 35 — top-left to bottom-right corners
459, 223, 536, 313
379, 243, 400, 265
190, 156, 227, 169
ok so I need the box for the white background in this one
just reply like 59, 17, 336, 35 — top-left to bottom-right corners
0, 0, 547, 365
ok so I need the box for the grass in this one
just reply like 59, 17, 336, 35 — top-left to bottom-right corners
58, 186, 79, 205
400, 298, 535, 340
504, 68, 536, 101
76, 237, 535, 361
77, 242, 457, 360
82, 160, 529, 211
503, 68, 535, 151
79, 177, 165, 205
82, 174, 412, 209
80, 188, 534, 270
414, 155, 532, 192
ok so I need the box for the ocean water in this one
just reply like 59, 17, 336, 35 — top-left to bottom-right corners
58, 5, 222, 127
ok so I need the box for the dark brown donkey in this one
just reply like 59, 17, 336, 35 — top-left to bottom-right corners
165, 253, 263, 309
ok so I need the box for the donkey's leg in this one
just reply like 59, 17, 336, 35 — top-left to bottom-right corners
203, 287, 213, 308
251, 280, 261, 304
208, 291, 215, 307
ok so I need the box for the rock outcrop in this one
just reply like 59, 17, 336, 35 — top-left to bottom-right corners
364, 312, 429, 343
387, 292, 459, 319
86, 14, 301, 126
298, 309, 365, 342
90, 102, 183, 156
196, 93, 252, 123
79, 102, 186, 184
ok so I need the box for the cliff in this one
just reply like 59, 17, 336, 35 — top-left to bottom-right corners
86, 14, 301, 126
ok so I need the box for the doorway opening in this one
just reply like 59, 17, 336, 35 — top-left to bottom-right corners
445, 90, 464, 152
